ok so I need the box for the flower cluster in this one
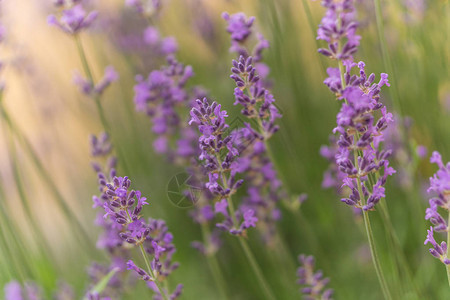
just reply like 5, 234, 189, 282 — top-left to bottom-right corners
100, 174, 182, 298
48, 2, 98, 35
297, 255, 333, 300
89, 133, 129, 298
316, 0, 360, 60
331, 61, 395, 211
133, 56, 198, 158
230, 56, 280, 139
424, 151, 450, 265
74, 66, 119, 96
190, 98, 260, 235
224, 13, 284, 244
189, 98, 242, 196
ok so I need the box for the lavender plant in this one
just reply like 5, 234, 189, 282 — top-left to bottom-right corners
425, 151, 450, 285
128, 5, 230, 298
316, 0, 396, 298
224, 12, 285, 245
297, 255, 333, 300
190, 97, 276, 300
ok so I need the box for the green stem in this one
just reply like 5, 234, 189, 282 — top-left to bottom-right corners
139, 244, 169, 300
74, 35, 132, 175
361, 207, 392, 300
354, 154, 392, 299
0, 103, 95, 252
201, 223, 229, 300
214, 153, 276, 300
4, 124, 59, 273
238, 236, 276, 300
75, 35, 110, 132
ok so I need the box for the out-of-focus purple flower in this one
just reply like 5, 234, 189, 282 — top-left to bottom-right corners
297, 255, 333, 300
133, 56, 197, 159
417, 145, 427, 159
320, 136, 347, 191
74, 66, 119, 96
126, 0, 162, 18
4, 281, 23, 300
222, 12, 254, 42
48, 4, 98, 35
316, 0, 360, 60
4, 281, 44, 300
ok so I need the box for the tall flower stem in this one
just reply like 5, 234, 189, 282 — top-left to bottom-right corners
74, 35, 131, 175
215, 154, 276, 300
139, 244, 169, 300
354, 152, 392, 300
75, 35, 110, 132
0, 102, 95, 252
200, 223, 230, 300
4, 124, 60, 274
237, 236, 276, 300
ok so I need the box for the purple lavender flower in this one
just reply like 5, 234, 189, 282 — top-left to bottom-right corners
424, 151, 450, 265
297, 255, 333, 300
322, 60, 396, 211
424, 227, 450, 265
100, 174, 181, 298
222, 12, 255, 43
133, 56, 197, 158
189, 98, 260, 235
74, 66, 119, 96
224, 13, 284, 244
316, 0, 361, 60
48, 3, 98, 35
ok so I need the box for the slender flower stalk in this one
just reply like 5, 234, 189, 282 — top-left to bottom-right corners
315, 1, 395, 298
129, 6, 230, 298
48, 0, 132, 175
190, 98, 276, 300
424, 151, 450, 285
0, 88, 95, 253
3, 123, 60, 274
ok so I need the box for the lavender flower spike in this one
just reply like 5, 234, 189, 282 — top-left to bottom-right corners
189, 98, 251, 235
48, 3, 98, 35
316, 0, 360, 60
424, 151, 450, 284
101, 174, 181, 299
297, 255, 333, 300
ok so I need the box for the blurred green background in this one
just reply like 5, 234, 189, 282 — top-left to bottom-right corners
0, 0, 449, 298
